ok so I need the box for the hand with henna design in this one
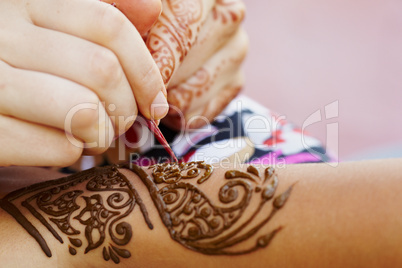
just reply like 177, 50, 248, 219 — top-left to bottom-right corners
0, 0, 168, 167
146, 0, 248, 130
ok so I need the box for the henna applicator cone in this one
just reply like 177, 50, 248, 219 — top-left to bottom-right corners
145, 119, 178, 162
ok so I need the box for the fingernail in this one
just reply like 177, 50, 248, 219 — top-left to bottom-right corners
151, 91, 169, 120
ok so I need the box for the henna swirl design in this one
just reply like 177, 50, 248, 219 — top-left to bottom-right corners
149, 160, 213, 184
212, 0, 245, 24
0, 161, 293, 260
167, 68, 212, 114
146, 0, 203, 85
129, 162, 293, 255
0, 166, 152, 264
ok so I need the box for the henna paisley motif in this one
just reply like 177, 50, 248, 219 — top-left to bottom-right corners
0, 165, 152, 264
130, 161, 293, 255
147, 27, 176, 85
168, 0, 203, 24
146, 0, 203, 85
0, 161, 293, 260
149, 161, 213, 184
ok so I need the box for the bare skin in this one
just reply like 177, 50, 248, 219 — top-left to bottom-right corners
0, 0, 248, 167
0, 0, 167, 166
0, 158, 401, 267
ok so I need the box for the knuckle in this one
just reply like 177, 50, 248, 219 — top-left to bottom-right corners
97, 5, 127, 40
89, 48, 123, 89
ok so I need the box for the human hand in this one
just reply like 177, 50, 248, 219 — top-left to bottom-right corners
0, 0, 167, 166
146, 0, 248, 130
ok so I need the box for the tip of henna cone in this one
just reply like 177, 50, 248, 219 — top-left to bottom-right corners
147, 120, 179, 162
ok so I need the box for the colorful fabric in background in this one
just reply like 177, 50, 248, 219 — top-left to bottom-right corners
61, 95, 334, 173
134, 95, 335, 166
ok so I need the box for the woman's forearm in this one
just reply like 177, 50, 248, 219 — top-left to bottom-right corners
0, 159, 401, 267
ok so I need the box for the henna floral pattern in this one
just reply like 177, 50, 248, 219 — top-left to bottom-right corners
0, 166, 152, 264
146, 0, 203, 85
130, 162, 293, 255
149, 161, 213, 184
0, 161, 293, 262
167, 68, 212, 114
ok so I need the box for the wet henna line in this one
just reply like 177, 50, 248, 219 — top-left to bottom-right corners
1, 162, 295, 259
21, 199, 64, 244
69, 246, 77, 256
206, 196, 274, 248
0, 199, 52, 257
225, 170, 258, 183
69, 237, 82, 247
262, 175, 278, 200
273, 183, 295, 209
188, 172, 280, 251
125, 162, 294, 255
109, 247, 120, 264
125, 164, 173, 228
111, 244, 131, 258
247, 165, 260, 177
209, 205, 279, 251
103, 247, 110, 261
0, 166, 153, 263
212, 183, 294, 252
218, 227, 283, 255
0, 167, 100, 258
264, 166, 275, 183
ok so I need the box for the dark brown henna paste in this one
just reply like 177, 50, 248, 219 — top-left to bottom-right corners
1, 161, 293, 260
0, 165, 152, 264
126, 161, 293, 255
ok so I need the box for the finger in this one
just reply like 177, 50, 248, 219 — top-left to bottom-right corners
146, 0, 216, 86
165, 28, 248, 129
0, 115, 83, 167
101, 0, 162, 35
0, 24, 136, 134
0, 61, 114, 155
170, 0, 246, 86
26, 0, 167, 120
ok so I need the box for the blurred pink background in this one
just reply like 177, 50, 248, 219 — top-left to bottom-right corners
243, 0, 402, 160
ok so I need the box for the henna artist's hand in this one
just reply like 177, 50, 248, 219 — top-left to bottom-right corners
0, 0, 167, 167
146, 0, 248, 130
